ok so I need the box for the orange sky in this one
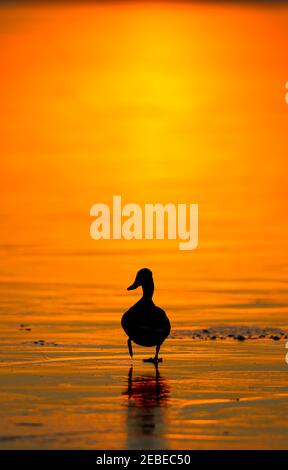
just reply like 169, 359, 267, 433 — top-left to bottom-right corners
0, 2, 288, 286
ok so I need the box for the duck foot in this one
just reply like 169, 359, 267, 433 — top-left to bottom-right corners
143, 357, 163, 363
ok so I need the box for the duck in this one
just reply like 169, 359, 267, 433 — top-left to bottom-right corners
121, 268, 171, 363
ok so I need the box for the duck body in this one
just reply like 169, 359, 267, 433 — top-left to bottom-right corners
121, 297, 171, 347
121, 268, 171, 362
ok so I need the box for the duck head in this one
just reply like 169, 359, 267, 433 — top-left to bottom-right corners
127, 268, 154, 298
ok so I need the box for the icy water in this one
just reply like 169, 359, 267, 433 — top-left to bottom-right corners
0, 276, 288, 450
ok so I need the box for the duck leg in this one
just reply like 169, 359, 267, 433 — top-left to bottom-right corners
128, 339, 133, 358
143, 344, 163, 363
154, 344, 163, 362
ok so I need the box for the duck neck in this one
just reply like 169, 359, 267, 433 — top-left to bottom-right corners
142, 280, 154, 300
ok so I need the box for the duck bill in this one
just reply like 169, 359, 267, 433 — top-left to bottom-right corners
127, 280, 140, 290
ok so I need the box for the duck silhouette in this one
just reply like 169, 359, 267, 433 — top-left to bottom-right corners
121, 268, 171, 363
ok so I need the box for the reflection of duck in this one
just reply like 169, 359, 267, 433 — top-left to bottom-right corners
125, 364, 169, 405
123, 365, 170, 449
121, 268, 171, 363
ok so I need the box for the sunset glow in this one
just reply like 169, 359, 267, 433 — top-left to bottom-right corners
1, 2, 288, 451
